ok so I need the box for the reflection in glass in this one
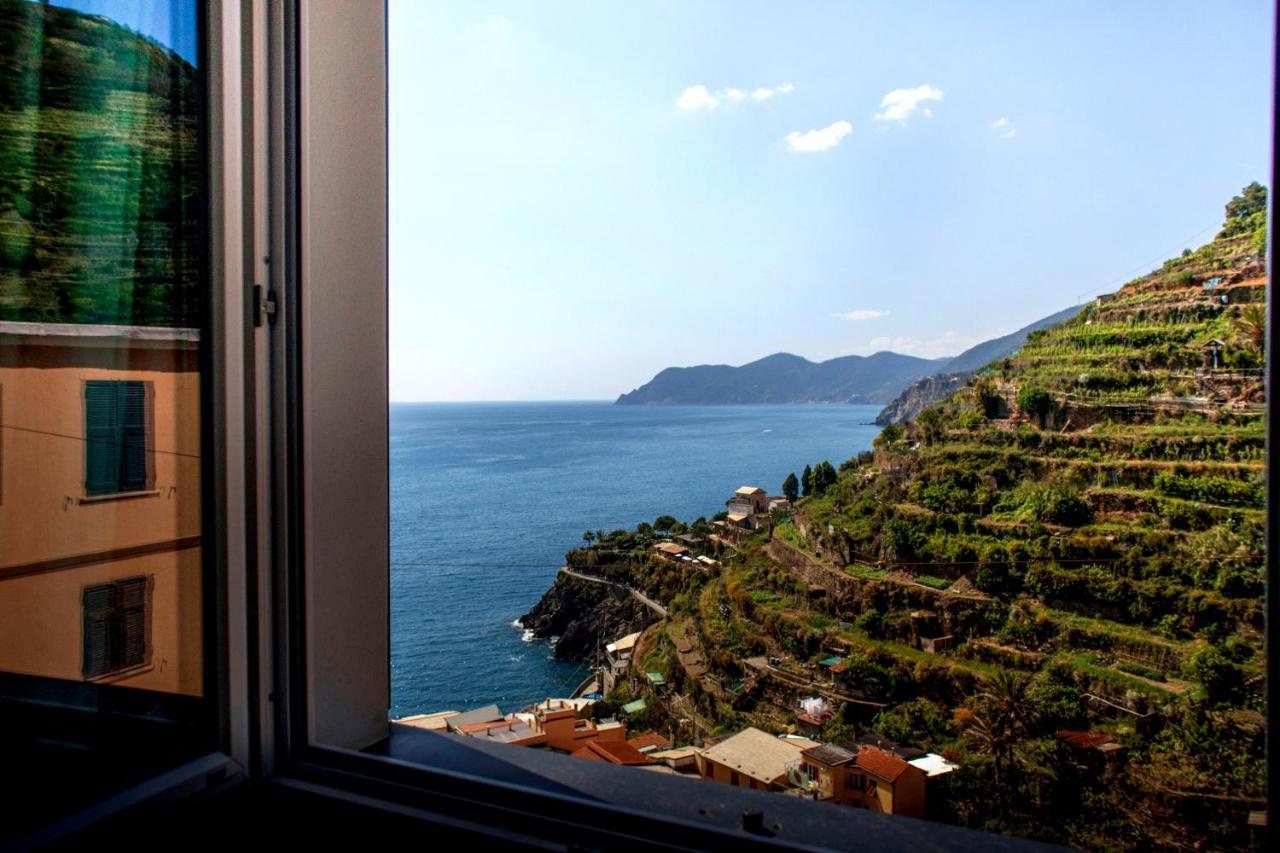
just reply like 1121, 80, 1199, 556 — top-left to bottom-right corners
0, 0, 203, 696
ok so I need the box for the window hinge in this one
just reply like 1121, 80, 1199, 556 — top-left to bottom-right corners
253, 285, 278, 326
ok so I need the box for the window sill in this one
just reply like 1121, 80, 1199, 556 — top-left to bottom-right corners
79, 490, 161, 505
314, 723, 1051, 850
87, 663, 154, 684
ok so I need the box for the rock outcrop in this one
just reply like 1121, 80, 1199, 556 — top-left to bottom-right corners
520, 572, 658, 662
874, 371, 973, 425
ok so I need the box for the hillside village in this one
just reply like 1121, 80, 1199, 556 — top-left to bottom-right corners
400, 187, 1268, 851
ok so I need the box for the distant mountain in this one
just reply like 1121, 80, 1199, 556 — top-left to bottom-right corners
874, 304, 1085, 425
615, 351, 948, 405
935, 304, 1085, 375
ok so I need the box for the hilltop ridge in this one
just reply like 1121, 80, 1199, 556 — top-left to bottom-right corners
616, 350, 947, 405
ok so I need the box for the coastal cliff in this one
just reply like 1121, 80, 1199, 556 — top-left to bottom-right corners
520, 571, 659, 662
873, 371, 973, 425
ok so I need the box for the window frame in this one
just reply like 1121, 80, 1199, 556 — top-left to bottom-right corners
82, 575, 152, 681
83, 380, 155, 498
254, 1, 1279, 848
17, 0, 1274, 847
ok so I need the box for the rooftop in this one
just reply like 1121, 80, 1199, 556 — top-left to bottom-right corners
627, 733, 673, 753
735, 486, 765, 495
606, 632, 642, 654
855, 747, 913, 783
855, 733, 926, 761
701, 727, 806, 785
801, 743, 857, 767
445, 705, 504, 732
572, 740, 653, 765
456, 718, 545, 746
907, 753, 960, 778
1057, 730, 1121, 751
392, 710, 460, 732
532, 697, 595, 714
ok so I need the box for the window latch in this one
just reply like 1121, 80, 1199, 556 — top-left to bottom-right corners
253, 285, 278, 326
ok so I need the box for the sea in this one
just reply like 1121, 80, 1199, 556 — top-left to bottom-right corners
389, 401, 883, 719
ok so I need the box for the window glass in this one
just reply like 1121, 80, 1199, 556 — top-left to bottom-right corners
0, 0, 204, 697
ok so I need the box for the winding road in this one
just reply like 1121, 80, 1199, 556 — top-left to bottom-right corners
559, 566, 669, 618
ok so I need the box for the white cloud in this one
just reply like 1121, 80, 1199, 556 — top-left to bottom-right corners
874, 84, 944, 124
676, 84, 720, 110
831, 309, 889, 321
989, 116, 1016, 138
784, 120, 853, 152
676, 83, 794, 110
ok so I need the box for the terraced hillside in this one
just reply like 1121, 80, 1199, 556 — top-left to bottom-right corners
781, 187, 1268, 847
0, 0, 200, 326
546, 187, 1267, 851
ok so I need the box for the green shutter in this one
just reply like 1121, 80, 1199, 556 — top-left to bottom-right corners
85, 381, 149, 494
85, 381, 121, 494
83, 583, 116, 678
118, 382, 148, 492
118, 577, 148, 668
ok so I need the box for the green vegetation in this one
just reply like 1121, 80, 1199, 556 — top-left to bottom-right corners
562, 188, 1266, 850
782, 471, 799, 502
0, 0, 200, 326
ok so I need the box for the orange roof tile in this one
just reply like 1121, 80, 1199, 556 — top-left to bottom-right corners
627, 733, 673, 752
572, 740, 652, 765
855, 746, 911, 782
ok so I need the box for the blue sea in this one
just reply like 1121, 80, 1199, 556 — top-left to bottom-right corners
389, 401, 883, 718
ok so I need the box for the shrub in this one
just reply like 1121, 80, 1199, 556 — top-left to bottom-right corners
856, 609, 886, 638
1016, 386, 1053, 426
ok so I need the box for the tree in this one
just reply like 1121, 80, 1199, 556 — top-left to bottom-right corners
1185, 645, 1244, 705
811, 460, 837, 495
582, 531, 595, 546
1016, 386, 1053, 427
855, 609, 885, 638
876, 423, 904, 448
1233, 304, 1266, 353
782, 472, 799, 503
1219, 182, 1268, 238
960, 671, 1032, 797
1226, 181, 1267, 221
801, 464, 813, 497
654, 515, 678, 535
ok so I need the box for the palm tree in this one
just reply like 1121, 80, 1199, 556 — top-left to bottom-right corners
961, 671, 1032, 799
1233, 304, 1266, 352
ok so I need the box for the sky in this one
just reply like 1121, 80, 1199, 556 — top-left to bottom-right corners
389, 0, 1273, 402
53, 0, 199, 65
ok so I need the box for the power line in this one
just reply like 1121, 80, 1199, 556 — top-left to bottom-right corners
0, 422, 202, 459
1073, 221, 1224, 305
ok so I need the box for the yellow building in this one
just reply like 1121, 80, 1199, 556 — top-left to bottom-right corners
0, 322, 203, 696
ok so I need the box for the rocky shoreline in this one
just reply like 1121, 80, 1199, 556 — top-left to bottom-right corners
519, 571, 659, 663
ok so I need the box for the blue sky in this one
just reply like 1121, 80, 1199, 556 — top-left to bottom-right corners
53, 0, 199, 65
389, 1, 1273, 402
